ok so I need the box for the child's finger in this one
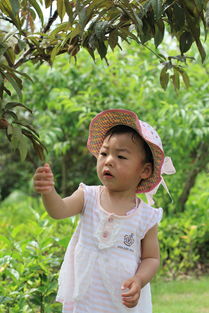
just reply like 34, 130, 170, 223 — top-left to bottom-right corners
36, 185, 54, 191
34, 179, 54, 186
35, 186, 54, 195
34, 165, 53, 178
34, 180, 54, 193
123, 300, 138, 308
34, 171, 53, 179
36, 167, 50, 174
43, 163, 52, 172
122, 294, 138, 303
122, 285, 136, 297
121, 277, 132, 290
33, 174, 53, 185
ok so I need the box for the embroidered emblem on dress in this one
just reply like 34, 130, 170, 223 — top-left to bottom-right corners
124, 233, 134, 247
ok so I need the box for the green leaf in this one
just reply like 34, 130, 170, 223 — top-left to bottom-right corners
5, 102, 32, 113
0, 0, 21, 29
7, 124, 13, 136
171, 68, 180, 91
19, 133, 28, 161
160, 66, 169, 90
132, 10, 143, 36
32, 141, 46, 160
29, 0, 44, 26
4, 72, 22, 99
179, 70, 190, 88
50, 44, 62, 63
11, 224, 27, 238
206, 1, 209, 27
194, 0, 205, 11
86, 47, 95, 61
50, 22, 70, 37
69, 26, 81, 41
64, 0, 74, 25
44, 0, 52, 9
9, 268, 20, 281
139, 18, 153, 44
196, 38, 206, 63
0, 234, 11, 246
151, 0, 162, 20
14, 121, 39, 137
57, 0, 66, 21
10, 126, 22, 150
3, 110, 18, 120
3, 86, 11, 96
96, 40, 107, 59
15, 70, 33, 82
79, 6, 88, 29
108, 30, 118, 50
172, 3, 185, 31
94, 21, 109, 40
180, 32, 194, 54
154, 19, 165, 48
5, 47, 16, 66
8, 0, 19, 14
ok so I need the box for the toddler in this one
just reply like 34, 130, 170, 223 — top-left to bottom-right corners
33, 109, 175, 313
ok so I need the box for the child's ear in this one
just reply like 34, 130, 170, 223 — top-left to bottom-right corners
141, 162, 153, 180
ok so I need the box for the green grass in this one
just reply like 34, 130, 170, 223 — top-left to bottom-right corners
152, 275, 209, 313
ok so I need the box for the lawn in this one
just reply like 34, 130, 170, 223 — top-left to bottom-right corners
152, 275, 209, 313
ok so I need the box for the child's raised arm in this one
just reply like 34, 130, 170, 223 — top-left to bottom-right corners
33, 163, 84, 219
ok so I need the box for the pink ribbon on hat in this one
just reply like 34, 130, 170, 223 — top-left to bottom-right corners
145, 157, 176, 205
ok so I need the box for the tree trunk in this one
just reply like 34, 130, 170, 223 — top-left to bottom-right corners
177, 141, 209, 212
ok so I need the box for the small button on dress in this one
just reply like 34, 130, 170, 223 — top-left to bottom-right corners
108, 216, 114, 222
103, 231, 109, 238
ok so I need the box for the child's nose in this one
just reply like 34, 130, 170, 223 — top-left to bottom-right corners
105, 154, 114, 166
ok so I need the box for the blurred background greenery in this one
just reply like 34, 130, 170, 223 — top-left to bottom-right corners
1, 39, 209, 312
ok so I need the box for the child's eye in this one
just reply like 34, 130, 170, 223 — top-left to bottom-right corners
118, 155, 127, 159
100, 152, 107, 156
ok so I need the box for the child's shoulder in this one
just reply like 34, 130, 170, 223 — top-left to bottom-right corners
79, 182, 100, 191
79, 182, 101, 199
139, 199, 163, 222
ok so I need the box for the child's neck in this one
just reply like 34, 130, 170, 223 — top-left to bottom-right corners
100, 187, 137, 216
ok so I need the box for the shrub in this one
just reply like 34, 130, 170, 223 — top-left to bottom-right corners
158, 175, 209, 278
0, 196, 78, 312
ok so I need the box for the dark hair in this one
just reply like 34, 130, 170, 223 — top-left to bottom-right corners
105, 125, 154, 165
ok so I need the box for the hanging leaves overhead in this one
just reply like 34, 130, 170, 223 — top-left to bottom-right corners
0, 0, 208, 159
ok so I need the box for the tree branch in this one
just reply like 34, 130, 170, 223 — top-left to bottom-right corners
42, 10, 58, 35
0, 14, 16, 27
14, 47, 35, 69
13, 10, 58, 69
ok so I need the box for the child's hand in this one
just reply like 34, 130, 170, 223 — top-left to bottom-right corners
33, 163, 55, 195
121, 276, 142, 308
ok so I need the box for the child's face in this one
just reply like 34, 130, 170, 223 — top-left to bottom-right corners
97, 133, 152, 193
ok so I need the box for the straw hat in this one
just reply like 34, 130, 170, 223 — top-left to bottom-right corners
87, 109, 165, 193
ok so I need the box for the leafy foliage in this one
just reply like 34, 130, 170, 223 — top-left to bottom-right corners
0, 195, 78, 312
0, 41, 208, 210
158, 174, 209, 279
0, 0, 209, 159
0, 182, 208, 311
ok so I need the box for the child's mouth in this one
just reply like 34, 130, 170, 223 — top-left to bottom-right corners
103, 170, 113, 177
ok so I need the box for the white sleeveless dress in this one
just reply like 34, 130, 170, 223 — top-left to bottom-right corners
56, 183, 163, 313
